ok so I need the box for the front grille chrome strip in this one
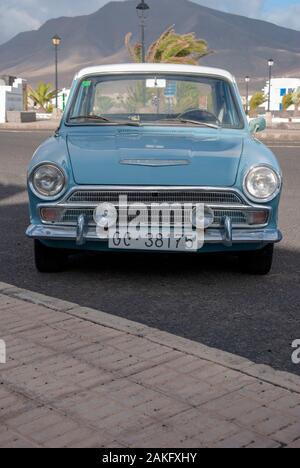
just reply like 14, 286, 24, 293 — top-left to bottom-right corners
38, 186, 271, 229
67, 190, 243, 205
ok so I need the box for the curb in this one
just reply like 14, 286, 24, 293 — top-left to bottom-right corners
0, 122, 58, 132
0, 280, 299, 394
258, 132, 300, 144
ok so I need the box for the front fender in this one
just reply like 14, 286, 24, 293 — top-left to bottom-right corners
28, 135, 74, 223
237, 137, 282, 184
236, 137, 282, 228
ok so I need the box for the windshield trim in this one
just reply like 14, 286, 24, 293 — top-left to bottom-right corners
65, 73, 245, 130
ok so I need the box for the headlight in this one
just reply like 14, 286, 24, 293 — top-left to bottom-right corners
29, 164, 66, 199
244, 166, 281, 202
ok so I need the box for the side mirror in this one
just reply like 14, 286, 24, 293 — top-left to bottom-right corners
249, 117, 266, 134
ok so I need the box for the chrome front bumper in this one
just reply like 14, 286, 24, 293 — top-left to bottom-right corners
26, 223, 282, 246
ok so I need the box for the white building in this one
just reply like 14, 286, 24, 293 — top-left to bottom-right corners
0, 76, 25, 123
263, 78, 300, 112
51, 88, 70, 111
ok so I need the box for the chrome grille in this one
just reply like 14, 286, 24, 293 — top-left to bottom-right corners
67, 190, 243, 205
40, 188, 266, 229
58, 207, 248, 227
213, 210, 247, 225
61, 209, 95, 225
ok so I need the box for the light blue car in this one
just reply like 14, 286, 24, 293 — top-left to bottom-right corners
26, 64, 282, 274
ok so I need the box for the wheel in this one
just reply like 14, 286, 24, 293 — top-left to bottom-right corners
34, 240, 69, 273
238, 244, 274, 275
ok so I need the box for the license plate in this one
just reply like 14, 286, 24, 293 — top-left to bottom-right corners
109, 231, 198, 252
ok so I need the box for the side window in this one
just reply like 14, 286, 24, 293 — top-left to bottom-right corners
217, 81, 240, 127
72, 84, 92, 117
198, 84, 213, 113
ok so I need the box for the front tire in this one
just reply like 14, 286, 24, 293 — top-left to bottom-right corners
34, 240, 69, 273
238, 244, 274, 275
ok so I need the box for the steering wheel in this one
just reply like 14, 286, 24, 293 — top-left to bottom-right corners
178, 108, 220, 125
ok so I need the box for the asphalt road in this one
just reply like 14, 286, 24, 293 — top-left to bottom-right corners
0, 130, 299, 375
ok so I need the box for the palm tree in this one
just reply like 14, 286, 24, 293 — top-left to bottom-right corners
282, 93, 293, 115
175, 82, 202, 113
122, 82, 151, 113
249, 92, 267, 116
125, 25, 212, 64
94, 95, 115, 114
28, 82, 58, 111
292, 88, 300, 116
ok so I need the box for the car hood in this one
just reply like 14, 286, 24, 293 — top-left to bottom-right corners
67, 129, 243, 187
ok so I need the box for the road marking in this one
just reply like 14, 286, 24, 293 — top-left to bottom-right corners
268, 145, 300, 149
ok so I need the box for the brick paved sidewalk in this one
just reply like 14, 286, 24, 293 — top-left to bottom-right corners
0, 281, 299, 448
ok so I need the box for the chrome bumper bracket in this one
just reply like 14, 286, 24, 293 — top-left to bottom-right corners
76, 214, 88, 246
222, 216, 233, 247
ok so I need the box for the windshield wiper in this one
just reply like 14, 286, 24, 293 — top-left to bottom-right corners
69, 115, 141, 126
179, 119, 219, 129
70, 115, 111, 122
156, 118, 219, 129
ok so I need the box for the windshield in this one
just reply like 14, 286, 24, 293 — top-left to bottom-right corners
68, 74, 243, 129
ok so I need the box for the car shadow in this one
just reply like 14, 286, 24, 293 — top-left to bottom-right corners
0, 183, 26, 201
0, 193, 299, 377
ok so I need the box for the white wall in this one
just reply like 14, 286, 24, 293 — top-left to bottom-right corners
0, 78, 25, 123
0, 87, 6, 123
51, 88, 70, 111
263, 78, 300, 112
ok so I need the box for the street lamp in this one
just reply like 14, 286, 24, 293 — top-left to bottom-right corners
245, 76, 250, 115
136, 0, 150, 63
267, 59, 274, 113
52, 35, 61, 110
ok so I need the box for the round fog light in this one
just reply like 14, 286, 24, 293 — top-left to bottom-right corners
93, 203, 117, 229
192, 205, 214, 229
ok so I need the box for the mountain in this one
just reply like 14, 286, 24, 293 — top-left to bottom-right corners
1, 0, 300, 90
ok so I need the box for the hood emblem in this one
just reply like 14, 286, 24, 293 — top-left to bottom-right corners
120, 159, 190, 167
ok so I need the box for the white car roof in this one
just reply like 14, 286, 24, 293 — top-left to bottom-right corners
75, 63, 236, 83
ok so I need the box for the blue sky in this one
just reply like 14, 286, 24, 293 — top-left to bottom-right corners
262, 0, 300, 19
0, 0, 299, 45
264, 0, 299, 10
